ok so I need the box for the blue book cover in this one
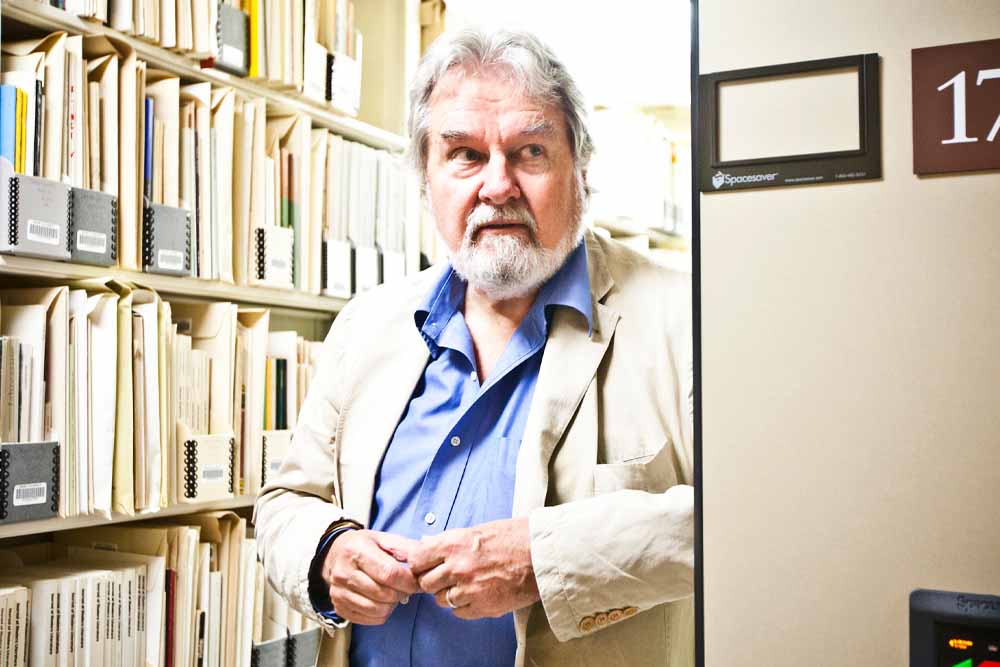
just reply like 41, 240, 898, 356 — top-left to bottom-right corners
0, 85, 17, 167
144, 97, 154, 201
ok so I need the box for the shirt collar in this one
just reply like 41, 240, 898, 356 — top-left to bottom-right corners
414, 239, 593, 355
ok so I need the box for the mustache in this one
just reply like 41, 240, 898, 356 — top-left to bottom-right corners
464, 203, 537, 241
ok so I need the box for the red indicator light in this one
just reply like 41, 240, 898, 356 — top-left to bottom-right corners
977, 661, 1000, 667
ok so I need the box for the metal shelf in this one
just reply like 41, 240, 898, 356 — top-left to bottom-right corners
0, 254, 348, 317
0, 0, 409, 152
0, 495, 257, 540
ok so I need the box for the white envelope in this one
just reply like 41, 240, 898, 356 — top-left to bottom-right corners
211, 88, 235, 284
87, 292, 118, 519
132, 291, 161, 513
171, 302, 237, 435
69, 289, 92, 516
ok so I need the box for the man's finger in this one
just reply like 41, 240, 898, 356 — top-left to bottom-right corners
415, 562, 451, 595
344, 568, 407, 604
331, 587, 396, 622
372, 532, 418, 562
355, 540, 420, 594
407, 537, 448, 574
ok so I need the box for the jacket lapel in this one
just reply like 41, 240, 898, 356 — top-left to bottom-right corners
512, 233, 619, 519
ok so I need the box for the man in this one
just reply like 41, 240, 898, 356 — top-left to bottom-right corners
254, 28, 694, 667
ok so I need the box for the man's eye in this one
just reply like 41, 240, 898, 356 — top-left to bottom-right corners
520, 144, 545, 159
451, 148, 482, 162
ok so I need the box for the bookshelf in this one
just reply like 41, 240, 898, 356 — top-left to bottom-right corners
0, 0, 420, 543
0, 254, 348, 316
1, 0, 410, 152
0, 494, 257, 540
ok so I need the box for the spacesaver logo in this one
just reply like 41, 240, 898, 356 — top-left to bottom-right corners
712, 170, 779, 189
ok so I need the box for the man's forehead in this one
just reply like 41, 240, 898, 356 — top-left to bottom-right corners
428, 68, 564, 139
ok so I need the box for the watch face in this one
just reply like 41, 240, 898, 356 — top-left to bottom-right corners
937, 622, 1000, 667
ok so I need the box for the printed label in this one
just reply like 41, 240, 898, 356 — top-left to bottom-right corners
76, 229, 108, 254
157, 249, 184, 271
270, 257, 288, 272
269, 458, 283, 475
26, 219, 60, 245
202, 464, 225, 482
13, 482, 47, 506
221, 44, 244, 67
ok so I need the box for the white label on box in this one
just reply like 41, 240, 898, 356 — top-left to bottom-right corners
27, 219, 60, 245
76, 229, 108, 254
13, 482, 47, 506
269, 458, 283, 475
158, 249, 185, 271
202, 464, 226, 482
221, 44, 244, 67
270, 256, 288, 273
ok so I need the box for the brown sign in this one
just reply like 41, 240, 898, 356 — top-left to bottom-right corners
912, 38, 1000, 174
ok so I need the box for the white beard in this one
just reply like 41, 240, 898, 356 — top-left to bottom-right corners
450, 201, 582, 302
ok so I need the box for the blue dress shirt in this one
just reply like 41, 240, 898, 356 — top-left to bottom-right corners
325, 240, 591, 667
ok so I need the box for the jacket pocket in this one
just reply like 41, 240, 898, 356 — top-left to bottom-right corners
593, 444, 677, 495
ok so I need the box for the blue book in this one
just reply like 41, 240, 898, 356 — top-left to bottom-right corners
0, 85, 17, 167
144, 97, 154, 201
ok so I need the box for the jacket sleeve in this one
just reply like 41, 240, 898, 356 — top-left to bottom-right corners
529, 483, 694, 642
253, 301, 359, 625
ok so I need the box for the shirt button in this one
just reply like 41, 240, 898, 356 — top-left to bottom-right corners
470, 371, 477, 381
424, 512, 437, 525
450, 436, 461, 447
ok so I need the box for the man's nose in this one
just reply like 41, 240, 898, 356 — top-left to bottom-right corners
478, 152, 521, 205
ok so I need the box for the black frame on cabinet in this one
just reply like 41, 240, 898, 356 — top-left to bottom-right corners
697, 53, 882, 192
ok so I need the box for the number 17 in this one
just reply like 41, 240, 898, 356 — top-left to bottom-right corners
937, 68, 1000, 144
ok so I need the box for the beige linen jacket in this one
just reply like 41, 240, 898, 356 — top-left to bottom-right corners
254, 230, 694, 666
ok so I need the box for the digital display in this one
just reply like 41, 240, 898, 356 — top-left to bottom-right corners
938, 622, 1000, 667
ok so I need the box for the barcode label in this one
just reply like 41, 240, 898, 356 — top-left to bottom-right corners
269, 458, 283, 474
13, 482, 47, 506
202, 464, 225, 482
270, 257, 287, 272
76, 229, 107, 254
221, 44, 244, 67
27, 219, 60, 245
157, 249, 184, 271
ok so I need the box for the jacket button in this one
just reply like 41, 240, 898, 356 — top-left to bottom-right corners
623, 606, 639, 618
608, 609, 624, 623
578, 616, 596, 633
595, 612, 609, 627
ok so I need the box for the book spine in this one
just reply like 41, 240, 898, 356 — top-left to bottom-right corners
51, 443, 60, 513
33, 80, 43, 177
275, 359, 287, 430
183, 439, 198, 499
260, 434, 268, 487
228, 437, 236, 494
0, 448, 9, 521
254, 227, 267, 281
66, 186, 75, 254
7, 175, 19, 248
110, 196, 119, 262
142, 204, 155, 270
0, 86, 16, 167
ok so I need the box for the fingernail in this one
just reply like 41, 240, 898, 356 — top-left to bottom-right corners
401, 595, 410, 604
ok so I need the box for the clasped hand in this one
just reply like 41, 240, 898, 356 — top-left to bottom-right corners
320, 517, 539, 625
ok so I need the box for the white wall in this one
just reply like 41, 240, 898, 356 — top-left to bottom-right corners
700, 1, 1000, 664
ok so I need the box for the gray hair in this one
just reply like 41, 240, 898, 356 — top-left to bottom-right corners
407, 28, 594, 197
